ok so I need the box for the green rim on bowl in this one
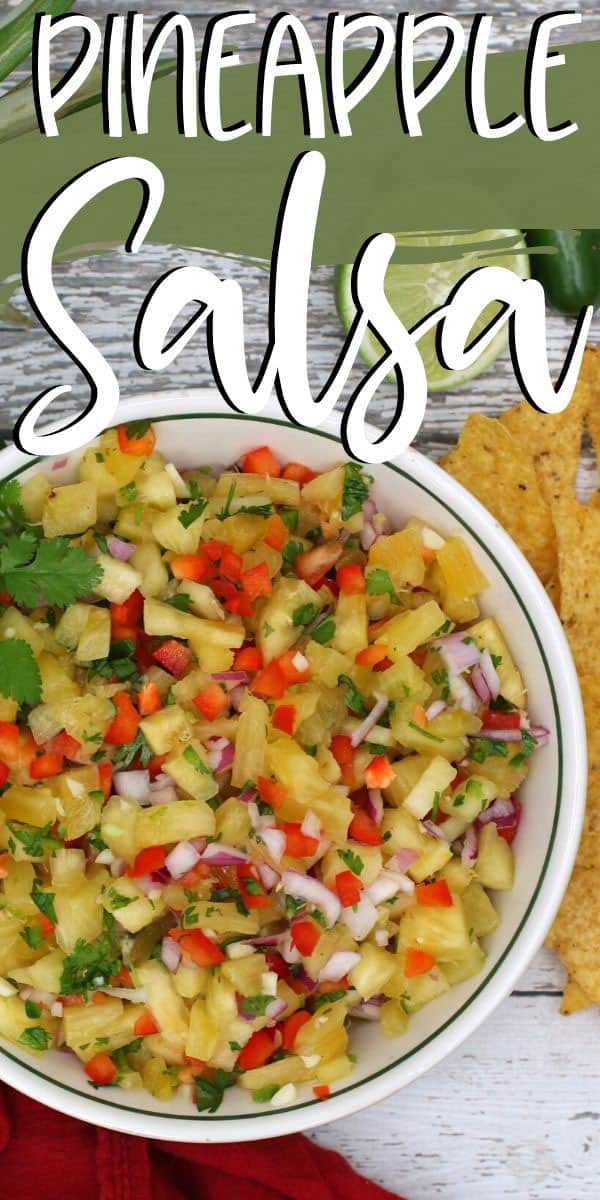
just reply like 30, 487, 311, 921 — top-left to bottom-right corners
0, 411, 562, 1122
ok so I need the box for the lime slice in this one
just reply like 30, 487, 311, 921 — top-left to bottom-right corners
335, 230, 530, 392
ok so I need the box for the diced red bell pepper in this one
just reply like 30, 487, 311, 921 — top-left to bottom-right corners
192, 683, 228, 722
133, 1009, 160, 1037
127, 845, 166, 878
330, 735, 354, 766
282, 822, 319, 858
355, 643, 389, 667
241, 560, 272, 601
110, 590, 143, 629
95, 762, 112, 802
110, 965, 134, 988
241, 446, 281, 477
224, 591, 252, 618
135, 632, 156, 673
294, 542, 344, 588
85, 1052, 117, 1085
313, 1084, 330, 1100
137, 681, 162, 716
281, 1009, 311, 1050
0, 763, 8, 789
234, 646, 263, 672
281, 461, 317, 485
36, 913, 55, 938
364, 755, 395, 789
50, 731, 82, 761
237, 863, 270, 909
152, 639, 192, 678
290, 918, 320, 956
117, 422, 156, 456
264, 513, 288, 550
178, 928, 225, 967
252, 660, 287, 700
0, 723, 19, 763
349, 808, 382, 846
218, 545, 243, 582
272, 704, 296, 735
496, 797, 522, 844
404, 948, 437, 978
237, 1027, 277, 1071
177, 861, 212, 888
257, 776, 286, 810
202, 539, 226, 564
481, 709, 521, 730
277, 649, 311, 684
147, 754, 167, 779
409, 648, 427, 668
415, 880, 453, 908
0, 853, 9, 879
170, 554, 208, 582
336, 564, 365, 595
30, 750, 64, 780
105, 691, 140, 746
334, 869, 363, 907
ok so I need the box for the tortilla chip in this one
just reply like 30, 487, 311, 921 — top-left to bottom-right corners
440, 414, 556, 583
554, 497, 600, 675
590, 490, 600, 510
560, 976, 593, 1014
499, 357, 591, 506
546, 864, 600, 1003
545, 573, 560, 613
583, 346, 600, 465
580, 676, 600, 773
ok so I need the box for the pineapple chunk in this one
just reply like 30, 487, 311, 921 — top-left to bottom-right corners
320, 842, 382, 889
20, 471, 51, 522
152, 505, 207, 553
42, 481, 97, 537
384, 960, 450, 1007
301, 465, 344, 517
54, 871, 106, 953
436, 537, 488, 597
237, 1056, 311, 1091
183, 901, 259, 935
0, 784, 57, 828
305, 640, 352, 689
135, 798, 215, 851
215, 471, 300, 507
266, 736, 352, 842
93, 554, 142, 605
140, 704, 189, 755
0, 994, 57, 1051
137, 960, 189, 1051
382, 806, 451, 880
10, 947, 66, 994
376, 600, 447, 659
63, 997, 129, 1061
51, 847, 86, 889
143, 1056, 177, 1101
403, 756, 456, 819
0, 911, 28, 974
368, 527, 425, 588
442, 940, 486, 985
399, 894, 471, 961
2, 860, 37, 917
349, 944, 396, 999
439, 857, 474, 895
177, 580, 224, 620
75, 606, 111, 663
439, 774, 496, 823
102, 876, 166, 932
215, 797, 251, 845
37, 652, 79, 703
137, 469, 177, 510
55, 603, 90, 651
53, 767, 103, 839
461, 881, 500, 936
386, 755, 429, 806
475, 823, 515, 890
186, 997, 219, 1060
258, 577, 322, 663
130, 542, 169, 598
391, 699, 480, 762
380, 999, 409, 1038
375, 656, 431, 703
163, 740, 219, 804
231, 692, 269, 789
334, 592, 368, 655
0, 607, 44, 656
467, 617, 525, 707
101, 795, 139, 859
174, 965, 209, 999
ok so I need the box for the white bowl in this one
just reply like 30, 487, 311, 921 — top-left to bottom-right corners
0, 391, 586, 1142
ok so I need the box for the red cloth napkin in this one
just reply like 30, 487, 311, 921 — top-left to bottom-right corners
0, 1083, 405, 1200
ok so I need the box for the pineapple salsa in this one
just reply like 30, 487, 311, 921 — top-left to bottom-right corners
0, 422, 548, 1111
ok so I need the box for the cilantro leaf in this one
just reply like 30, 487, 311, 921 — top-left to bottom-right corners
60, 933, 121, 996
178, 497, 208, 528
25, 1000, 41, 1019
0, 639, 41, 706
19, 1026, 51, 1052
194, 1069, 235, 1113
468, 738, 509, 764
8, 820, 58, 858
240, 994, 274, 1017
282, 539, 304, 572
31, 879, 57, 925
341, 463, 371, 521
338, 674, 368, 715
252, 1085, 279, 1102
337, 848, 364, 875
183, 745, 213, 775
165, 593, 191, 613
280, 508, 298, 533
107, 887, 134, 910
311, 617, 335, 644
0, 478, 27, 534
293, 603, 317, 628
125, 419, 152, 439
112, 729, 152, 770
365, 568, 400, 604
0, 538, 102, 609
312, 989, 348, 1010
21, 924, 44, 949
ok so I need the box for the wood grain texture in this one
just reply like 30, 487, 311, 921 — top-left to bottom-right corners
1, 2, 598, 1194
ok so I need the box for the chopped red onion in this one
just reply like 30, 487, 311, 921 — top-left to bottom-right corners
470, 663, 491, 703
362, 498, 377, 520
149, 782, 177, 805
319, 950, 360, 982
51, 457, 68, 471
478, 796, 516, 825
366, 788, 384, 826
436, 633, 481, 673
19, 986, 57, 1008
461, 823, 479, 866
360, 522, 377, 551
479, 649, 500, 699
112, 770, 151, 805
110, 858, 126, 878
422, 819, 451, 842
389, 848, 418, 873
280, 931, 302, 965
238, 786, 258, 805
300, 810, 321, 841
161, 936, 182, 973
350, 693, 388, 749
372, 512, 388, 537
200, 842, 248, 867
448, 671, 479, 713
107, 535, 136, 562
265, 996, 287, 1020
94, 848, 114, 866
230, 684, 248, 711
367, 869, 414, 905
425, 699, 448, 721
529, 724, 550, 746
165, 840, 200, 879
211, 670, 249, 688
207, 737, 234, 774
341, 893, 377, 940
350, 1002, 382, 1021
282, 869, 341, 928
134, 873, 158, 896
261, 826, 286, 862
475, 728, 522, 743
257, 861, 280, 891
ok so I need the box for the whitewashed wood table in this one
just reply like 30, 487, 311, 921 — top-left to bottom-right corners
1, 2, 599, 1195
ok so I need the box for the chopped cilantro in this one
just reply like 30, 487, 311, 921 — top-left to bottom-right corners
338, 674, 367, 715
112, 729, 152, 770
178, 497, 208, 528
194, 1069, 235, 1113
337, 848, 364, 876
365, 568, 399, 603
280, 508, 298, 533
119, 482, 138, 503
312, 989, 347, 1010
60, 932, 120, 996
469, 738, 509, 764
0, 639, 42, 707
24, 1000, 41, 1019
21, 924, 44, 949
293, 602, 317, 627
282, 539, 304, 572
125, 419, 152, 439
240, 995, 273, 1018
183, 745, 212, 775
8, 820, 59, 859
252, 1085, 280, 1102
31, 879, 57, 926
408, 721, 444, 742
311, 617, 335, 644
18, 1026, 51, 1052
165, 593, 192, 613
107, 887, 134, 910
341, 463, 371, 521
431, 791, 441, 822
